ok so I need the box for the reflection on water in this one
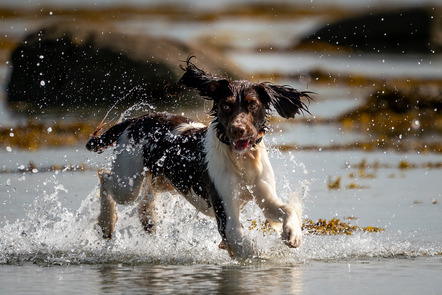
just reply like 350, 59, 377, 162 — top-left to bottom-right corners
0, 263, 304, 294
96, 264, 303, 294
2, 258, 441, 294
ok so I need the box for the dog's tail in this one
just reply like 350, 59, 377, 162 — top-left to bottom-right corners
86, 119, 136, 153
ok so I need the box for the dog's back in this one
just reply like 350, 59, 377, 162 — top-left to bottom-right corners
86, 112, 193, 152
87, 111, 213, 209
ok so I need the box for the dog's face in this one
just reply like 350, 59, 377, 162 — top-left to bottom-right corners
213, 81, 267, 151
178, 57, 311, 151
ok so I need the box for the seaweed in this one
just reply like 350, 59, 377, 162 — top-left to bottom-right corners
1, 120, 95, 150
247, 217, 385, 236
302, 218, 384, 235
327, 176, 341, 190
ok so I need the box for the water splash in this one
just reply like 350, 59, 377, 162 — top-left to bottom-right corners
1, 152, 441, 266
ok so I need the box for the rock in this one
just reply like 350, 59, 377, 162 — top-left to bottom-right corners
296, 7, 442, 54
7, 20, 244, 112
339, 85, 442, 136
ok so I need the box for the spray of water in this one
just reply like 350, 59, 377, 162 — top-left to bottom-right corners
1, 126, 440, 266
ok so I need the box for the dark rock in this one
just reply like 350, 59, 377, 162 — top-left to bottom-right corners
297, 7, 442, 54
340, 85, 442, 136
7, 21, 244, 112
343, 85, 442, 117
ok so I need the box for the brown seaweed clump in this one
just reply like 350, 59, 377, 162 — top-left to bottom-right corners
1, 121, 94, 150
302, 218, 384, 235
327, 176, 342, 190
248, 218, 384, 236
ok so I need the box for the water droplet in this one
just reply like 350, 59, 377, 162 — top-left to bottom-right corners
411, 120, 420, 130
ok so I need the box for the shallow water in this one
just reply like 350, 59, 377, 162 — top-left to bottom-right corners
1, 1, 442, 294
1, 146, 441, 294
231, 52, 442, 79
1, 258, 441, 295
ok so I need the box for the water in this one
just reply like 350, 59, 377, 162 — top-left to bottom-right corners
1, 147, 441, 294
1, 1, 442, 294
231, 52, 442, 79
1, 259, 440, 295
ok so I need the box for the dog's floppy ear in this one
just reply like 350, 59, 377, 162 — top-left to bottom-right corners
178, 57, 231, 99
260, 83, 312, 118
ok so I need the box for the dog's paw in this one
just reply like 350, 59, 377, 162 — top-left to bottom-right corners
282, 216, 302, 248
222, 237, 256, 259
139, 216, 156, 234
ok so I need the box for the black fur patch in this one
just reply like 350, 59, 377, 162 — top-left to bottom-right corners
88, 112, 213, 208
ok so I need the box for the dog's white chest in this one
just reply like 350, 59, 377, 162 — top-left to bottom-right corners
205, 125, 266, 203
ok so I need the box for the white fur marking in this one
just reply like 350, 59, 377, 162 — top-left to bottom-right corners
173, 122, 206, 135
204, 121, 302, 254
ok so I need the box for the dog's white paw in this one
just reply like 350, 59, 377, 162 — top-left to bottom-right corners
282, 216, 302, 248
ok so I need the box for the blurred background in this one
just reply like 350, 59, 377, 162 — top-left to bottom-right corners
1, 0, 441, 151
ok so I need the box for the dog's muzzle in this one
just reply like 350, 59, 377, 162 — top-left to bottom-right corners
232, 139, 251, 150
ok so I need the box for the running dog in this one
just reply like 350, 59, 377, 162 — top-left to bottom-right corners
86, 57, 312, 258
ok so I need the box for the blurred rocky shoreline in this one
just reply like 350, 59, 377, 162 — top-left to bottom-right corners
0, 4, 441, 152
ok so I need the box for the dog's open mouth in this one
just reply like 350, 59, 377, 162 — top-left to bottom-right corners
233, 139, 251, 150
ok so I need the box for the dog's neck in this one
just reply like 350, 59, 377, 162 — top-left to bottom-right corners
205, 122, 264, 178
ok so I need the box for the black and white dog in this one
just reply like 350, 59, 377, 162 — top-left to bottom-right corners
86, 58, 311, 258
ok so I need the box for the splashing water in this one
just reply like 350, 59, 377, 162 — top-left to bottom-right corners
1, 147, 441, 266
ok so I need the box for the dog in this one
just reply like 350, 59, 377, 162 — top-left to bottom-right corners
86, 57, 312, 258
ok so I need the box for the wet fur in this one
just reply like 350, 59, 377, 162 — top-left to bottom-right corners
86, 57, 312, 258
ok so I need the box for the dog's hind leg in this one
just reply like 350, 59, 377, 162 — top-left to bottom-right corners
137, 173, 157, 234
97, 169, 118, 239
96, 132, 146, 239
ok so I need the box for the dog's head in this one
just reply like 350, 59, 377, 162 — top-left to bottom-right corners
178, 57, 312, 151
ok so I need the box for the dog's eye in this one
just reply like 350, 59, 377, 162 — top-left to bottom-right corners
221, 104, 231, 113
248, 103, 259, 112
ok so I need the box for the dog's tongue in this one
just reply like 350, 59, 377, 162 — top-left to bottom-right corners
234, 140, 249, 150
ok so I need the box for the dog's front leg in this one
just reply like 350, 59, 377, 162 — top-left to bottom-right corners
255, 181, 302, 248
279, 204, 303, 248
224, 197, 256, 258
210, 184, 255, 258
253, 156, 302, 248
